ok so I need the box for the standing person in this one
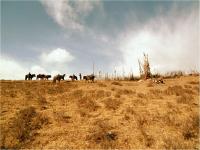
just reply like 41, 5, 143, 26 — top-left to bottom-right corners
28, 72, 31, 80
79, 73, 82, 80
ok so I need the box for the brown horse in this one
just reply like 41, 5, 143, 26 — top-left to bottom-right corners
36, 74, 45, 80
44, 75, 51, 80
25, 73, 36, 80
53, 74, 65, 83
69, 74, 77, 81
83, 74, 95, 82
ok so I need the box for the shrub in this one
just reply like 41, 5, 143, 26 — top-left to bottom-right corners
148, 89, 163, 99
77, 95, 100, 112
111, 81, 123, 86
182, 114, 199, 140
104, 98, 121, 110
53, 111, 71, 123
117, 89, 136, 95
0, 107, 49, 149
164, 85, 194, 96
86, 120, 118, 149
98, 83, 107, 87
137, 92, 147, 99
176, 94, 194, 104
188, 81, 199, 85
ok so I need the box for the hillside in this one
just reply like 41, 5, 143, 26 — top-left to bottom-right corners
0, 76, 199, 149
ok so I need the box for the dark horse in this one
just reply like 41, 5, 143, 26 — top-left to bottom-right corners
25, 73, 36, 80
53, 74, 65, 83
37, 74, 45, 80
44, 75, 51, 80
69, 74, 78, 81
83, 74, 95, 82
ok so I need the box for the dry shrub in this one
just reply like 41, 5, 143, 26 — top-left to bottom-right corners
77, 95, 100, 114
125, 107, 134, 115
164, 85, 194, 96
103, 98, 122, 110
193, 86, 199, 92
47, 87, 57, 94
184, 84, 192, 89
163, 114, 199, 149
132, 111, 154, 147
95, 90, 111, 99
117, 89, 136, 95
163, 136, 189, 149
86, 119, 118, 149
37, 94, 48, 108
53, 111, 71, 123
114, 93, 121, 98
111, 87, 116, 91
0, 107, 49, 149
47, 85, 65, 94
182, 114, 199, 140
71, 89, 84, 99
176, 94, 194, 104
188, 81, 199, 85
111, 81, 123, 86
98, 83, 107, 87
148, 89, 163, 99
146, 82, 153, 87
137, 92, 147, 99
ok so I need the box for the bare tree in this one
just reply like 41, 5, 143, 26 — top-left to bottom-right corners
138, 53, 151, 80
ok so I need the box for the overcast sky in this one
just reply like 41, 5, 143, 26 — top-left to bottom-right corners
1, 0, 199, 79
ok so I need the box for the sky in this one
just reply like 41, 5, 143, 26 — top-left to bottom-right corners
1, 0, 199, 79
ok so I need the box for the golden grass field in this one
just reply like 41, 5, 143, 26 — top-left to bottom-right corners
0, 76, 199, 149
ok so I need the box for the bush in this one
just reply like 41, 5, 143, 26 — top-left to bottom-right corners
86, 119, 118, 149
164, 85, 194, 96
176, 94, 194, 104
104, 98, 121, 110
111, 81, 123, 86
0, 107, 49, 149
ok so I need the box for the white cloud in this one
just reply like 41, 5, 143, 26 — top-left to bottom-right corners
40, 48, 74, 64
51, 70, 61, 76
40, 0, 101, 30
30, 65, 47, 74
118, 9, 199, 75
0, 56, 28, 80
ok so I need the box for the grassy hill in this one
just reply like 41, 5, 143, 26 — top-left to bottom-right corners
0, 76, 199, 149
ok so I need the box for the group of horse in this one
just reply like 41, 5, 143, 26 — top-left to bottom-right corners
25, 73, 95, 83
25, 73, 51, 80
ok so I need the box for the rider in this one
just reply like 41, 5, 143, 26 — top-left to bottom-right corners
79, 73, 82, 80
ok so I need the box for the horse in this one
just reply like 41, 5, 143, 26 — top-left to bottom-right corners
44, 75, 51, 80
83, 74, 95, 82
53, 74, 65, 83
69, 74, 78, 81
25, 73, 36, 80
37, 74, 45, 80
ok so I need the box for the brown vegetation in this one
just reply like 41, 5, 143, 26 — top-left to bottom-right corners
0, 75, 199, 149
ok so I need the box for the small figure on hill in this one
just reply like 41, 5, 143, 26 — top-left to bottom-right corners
79, 73, 82, 80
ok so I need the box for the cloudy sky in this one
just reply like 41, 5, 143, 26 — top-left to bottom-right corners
1, 0, 199, 79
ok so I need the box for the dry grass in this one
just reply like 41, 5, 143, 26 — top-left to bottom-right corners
111, 81, 123, 86
176, 94, 194, 104
188, 81, 199, 85
0, 107, 49, 149
86, 119, 118, 149
0, 76, 199, 149
103, 97, 122, 110
164, 85, 194, 96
